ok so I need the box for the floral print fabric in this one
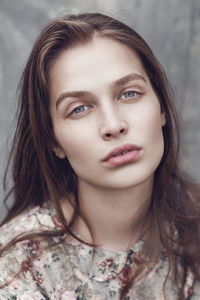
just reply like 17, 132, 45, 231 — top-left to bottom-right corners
0, 206, 199, 299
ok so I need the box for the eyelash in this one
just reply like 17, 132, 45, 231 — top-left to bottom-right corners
119, 90, 140, 100
71, 105, 89, 115
69, 90, 141, 116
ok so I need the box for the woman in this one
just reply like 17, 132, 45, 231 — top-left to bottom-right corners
0, 13, 200, 299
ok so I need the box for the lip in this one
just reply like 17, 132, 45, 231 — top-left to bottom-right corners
102, 143, 142, 167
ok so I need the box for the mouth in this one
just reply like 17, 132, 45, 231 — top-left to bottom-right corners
112, 150, 131, 157
102, 143, 142, 166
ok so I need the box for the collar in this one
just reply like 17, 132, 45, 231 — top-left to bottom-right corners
65, 234, 145, 283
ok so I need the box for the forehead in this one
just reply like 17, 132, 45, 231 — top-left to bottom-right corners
49, 37, 149, 97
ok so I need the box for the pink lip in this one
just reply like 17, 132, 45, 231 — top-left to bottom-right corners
102, 143, 142, 167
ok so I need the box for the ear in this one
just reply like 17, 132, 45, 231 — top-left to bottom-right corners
161, 112, 166, 127
53, 147, 66, 159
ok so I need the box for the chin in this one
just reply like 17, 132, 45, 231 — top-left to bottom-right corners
106, 177, 154, 190
86, 170, 155, 190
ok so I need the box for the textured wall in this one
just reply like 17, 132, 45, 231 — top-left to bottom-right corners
0, 0, 200, 220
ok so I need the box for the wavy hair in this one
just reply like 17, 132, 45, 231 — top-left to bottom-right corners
1, 13, 200, 299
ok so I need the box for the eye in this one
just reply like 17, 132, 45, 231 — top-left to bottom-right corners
120, 90, 139, 99
71, 105, 89, 115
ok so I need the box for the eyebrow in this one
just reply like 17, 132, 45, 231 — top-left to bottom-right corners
113, 73, 146, 88
56, 72, 146, 109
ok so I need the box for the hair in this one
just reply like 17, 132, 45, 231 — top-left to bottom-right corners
1, 12, 200, 299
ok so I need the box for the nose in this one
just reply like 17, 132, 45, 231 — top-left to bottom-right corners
99, 106, 128, 141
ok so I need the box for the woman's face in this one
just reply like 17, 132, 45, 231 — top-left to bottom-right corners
49, 38, 165, 190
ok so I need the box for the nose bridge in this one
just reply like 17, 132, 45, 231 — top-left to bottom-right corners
99, 99, 128, 139
101, 100, 119, 124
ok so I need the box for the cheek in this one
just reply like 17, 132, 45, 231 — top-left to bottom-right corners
145, 113, 165, 161
135, 106, 164, 144
54, 121, 96, 158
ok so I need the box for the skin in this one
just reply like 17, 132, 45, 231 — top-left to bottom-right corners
49, 37, 166, 250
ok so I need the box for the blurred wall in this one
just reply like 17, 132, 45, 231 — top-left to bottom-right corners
0, 0, 200, 221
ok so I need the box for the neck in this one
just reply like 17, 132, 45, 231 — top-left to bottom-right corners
70, 176, 154, 251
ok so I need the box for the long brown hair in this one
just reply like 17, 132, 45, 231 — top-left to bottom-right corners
1, 13, 200, 299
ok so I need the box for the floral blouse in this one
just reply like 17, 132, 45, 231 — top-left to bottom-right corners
0, 206, 199, 300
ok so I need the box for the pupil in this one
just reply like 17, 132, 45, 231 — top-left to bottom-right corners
75, 106, 84, 113
125, 91, 134, 97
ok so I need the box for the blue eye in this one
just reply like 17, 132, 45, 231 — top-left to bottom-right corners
121, 91, 138, 99
72, 105, 88, 114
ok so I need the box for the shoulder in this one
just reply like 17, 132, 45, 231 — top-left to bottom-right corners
0, 206, 75, 299
0, 206, 57, 290
0, 205, 56, 246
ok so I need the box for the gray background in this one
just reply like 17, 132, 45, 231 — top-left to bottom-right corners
0, 0, 200, 221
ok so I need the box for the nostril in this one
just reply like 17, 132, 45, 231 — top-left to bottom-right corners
106, 133, 111, 138
120, 128, 125, 133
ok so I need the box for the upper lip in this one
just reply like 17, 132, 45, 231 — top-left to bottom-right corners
102, 143, 142, 162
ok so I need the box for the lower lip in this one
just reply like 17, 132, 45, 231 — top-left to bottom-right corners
103, 149, 142, 167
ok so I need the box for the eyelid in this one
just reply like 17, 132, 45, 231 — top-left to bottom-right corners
118, 84, 144, 95
70, 104, 90, 115
119, 89, 142, 100
59, 99, 88, 114
66, 103, 93, 118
